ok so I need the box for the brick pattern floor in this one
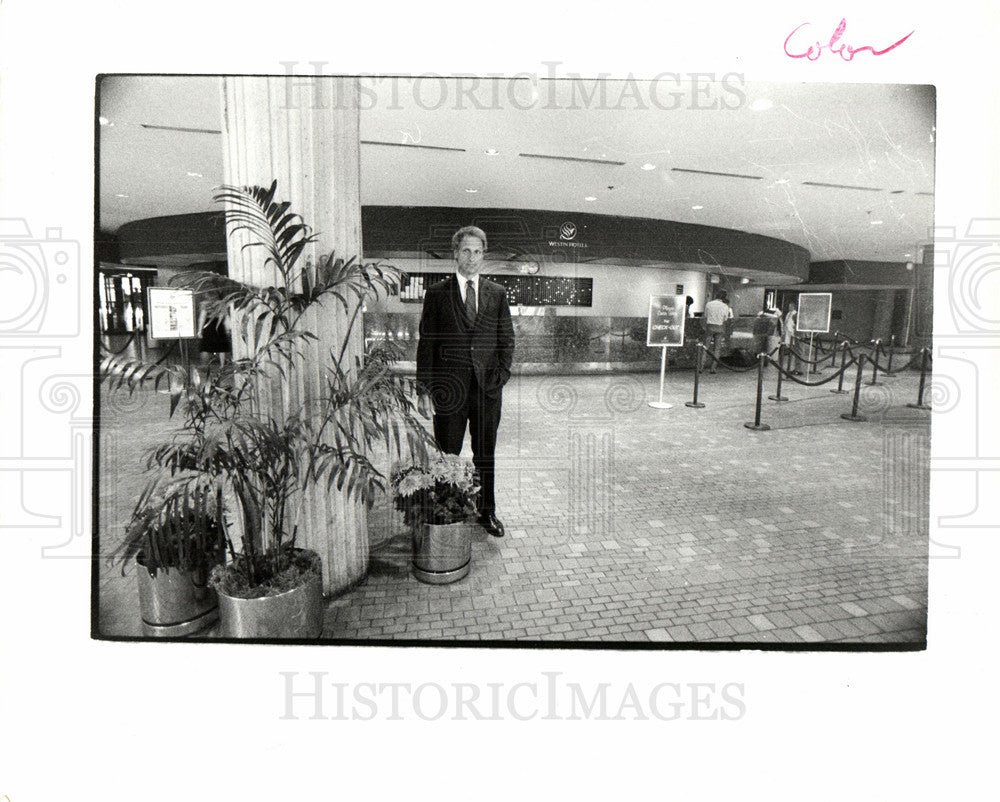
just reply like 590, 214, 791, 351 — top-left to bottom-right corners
97, 362, 929, 646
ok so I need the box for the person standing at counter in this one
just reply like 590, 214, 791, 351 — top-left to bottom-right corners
703, 291, 733, 373
782, 303, 801, 375
415, 226, 515, 538
757, 305, 783, 359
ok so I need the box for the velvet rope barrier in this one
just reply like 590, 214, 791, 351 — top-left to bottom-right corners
769, 351, 859, 389
781, 340, 839, 369
99, 330, 140, 357
701, 349, 760, 373
894, 347, 931, 373
102, 337, 179, 368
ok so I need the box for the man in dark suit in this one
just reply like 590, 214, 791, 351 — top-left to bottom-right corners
416, 225, 515, 538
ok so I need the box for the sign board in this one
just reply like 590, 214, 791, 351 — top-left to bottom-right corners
796, 292, 832, 334
646, 294, 686, 347
147, 287, 197, 339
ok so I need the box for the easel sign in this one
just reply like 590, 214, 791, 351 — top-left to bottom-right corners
796, 292, 832, 378
797, 292, 832, 334
148, 287, 197, 340
148, 287, 198, 375
646, 294, 686, 409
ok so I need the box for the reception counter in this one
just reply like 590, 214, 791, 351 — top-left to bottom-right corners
365, 312, 772, 374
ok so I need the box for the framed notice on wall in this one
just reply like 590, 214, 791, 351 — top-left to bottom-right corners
147, 287, 197, 339
797, 292, 832, 334
646, 294, 686, 347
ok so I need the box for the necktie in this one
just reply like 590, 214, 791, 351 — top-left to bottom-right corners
465, 280, 477, 319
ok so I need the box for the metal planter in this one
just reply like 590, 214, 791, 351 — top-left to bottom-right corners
412, 521, 474, 584
135, 557, 218, 638
215, 550, 324, 639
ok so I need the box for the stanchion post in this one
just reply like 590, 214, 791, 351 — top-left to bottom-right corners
867, 339, 881, 385
841, 353, 867, 422
907, 347, 932, 410
885, 334, 896, 376
685, 343, 706, 408
830, 341, 849, 394
744, 351, 771, 431
768, 344, 788, 402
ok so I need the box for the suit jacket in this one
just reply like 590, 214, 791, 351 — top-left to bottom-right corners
416, 275, 515, 409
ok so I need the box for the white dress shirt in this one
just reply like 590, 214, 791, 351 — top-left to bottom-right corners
456, 272, 481, 306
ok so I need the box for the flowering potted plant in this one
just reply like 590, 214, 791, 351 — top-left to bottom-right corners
390, 453, 480, 584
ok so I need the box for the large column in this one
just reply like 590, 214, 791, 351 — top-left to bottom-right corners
219, 76, 367, 595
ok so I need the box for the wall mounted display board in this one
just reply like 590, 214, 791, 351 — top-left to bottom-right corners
797, 292, 833, 334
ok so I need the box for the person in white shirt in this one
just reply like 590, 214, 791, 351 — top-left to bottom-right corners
782, 303, 801, 374
702, 291, 734, 373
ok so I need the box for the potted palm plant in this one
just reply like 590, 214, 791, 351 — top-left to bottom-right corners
390, 453, 480, 584
102, 180, 435, 638
108, 475, 226, 637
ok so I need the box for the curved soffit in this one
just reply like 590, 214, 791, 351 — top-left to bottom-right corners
117, 206, 811, 285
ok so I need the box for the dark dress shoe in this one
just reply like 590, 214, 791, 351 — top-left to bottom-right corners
478, 512, 505, 538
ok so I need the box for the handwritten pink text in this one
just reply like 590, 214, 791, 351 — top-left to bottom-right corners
784, 18, 914, 61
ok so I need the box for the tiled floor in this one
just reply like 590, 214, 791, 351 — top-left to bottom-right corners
97, 358, 930, 646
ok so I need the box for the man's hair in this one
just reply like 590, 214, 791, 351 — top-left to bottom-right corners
716, 291, 728, 302
452, 225, 488, 251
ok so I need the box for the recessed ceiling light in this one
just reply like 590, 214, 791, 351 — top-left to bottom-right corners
750, 99, 773, 111
692, 205, 704, 210
115, 193, 129, 198
584, 196, 597, 202
775, 178, 789, 185
870, 220, 883, 225
641, 163, 656, 171
465, 188, 479, 193
99, 116, 110, 126
904, 253, 913, 258
186, 172, 203, 178
484, 148, 500, 156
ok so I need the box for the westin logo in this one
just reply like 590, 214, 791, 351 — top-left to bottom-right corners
559, 222, 578, 241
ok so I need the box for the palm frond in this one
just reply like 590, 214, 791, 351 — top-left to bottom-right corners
213, 180, 316, 279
